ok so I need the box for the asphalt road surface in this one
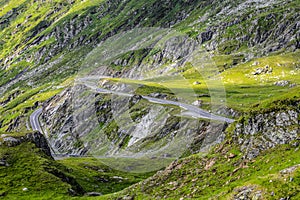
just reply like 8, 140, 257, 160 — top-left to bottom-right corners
30, 108, 43, 132
30, 77, 234, 135
78, 77, 235, 123
29, 76, 235, 158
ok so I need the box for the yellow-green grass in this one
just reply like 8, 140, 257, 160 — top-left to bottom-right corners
222, 51, 300, 111
0, 0, 27, 17
58, 157, 154, 195
0, 84, 63, 132
104, 143, 300, 200
86, 157, 174, 174
101, 51, 300, 113
221, 51, 300, 85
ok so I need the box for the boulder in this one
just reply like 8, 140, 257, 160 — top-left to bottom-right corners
274, 80, 289, 86
192, 100, 203, 107
193, 81, 201, 85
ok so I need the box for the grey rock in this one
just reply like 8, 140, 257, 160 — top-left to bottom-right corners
2, 136, 20, 147
197, 30, 213, 44
86, 192, 102, 196
0, 132, 52, 157
280, 164, 300, 174
26, 132, 52, 157
234, 186, 254, 200
192, 100, 202, 107
234, 107, 299, 159
274, 80, 290, 87
149, 93, 168, 99
252, 65, 272, 75
0, 160, 9, 167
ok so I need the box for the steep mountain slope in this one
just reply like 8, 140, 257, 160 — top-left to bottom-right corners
0, 131, 85, 198
107, 99, 300, 199
0, 131, 154, 198
0, 0, 299, 132
0, 0, 299, 199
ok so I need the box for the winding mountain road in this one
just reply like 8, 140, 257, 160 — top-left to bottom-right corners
78, 77, 235, 123
30, 108, 43, 133
30, 77, 234, 135
30, 108, 67, 158
29, 76, 234, 158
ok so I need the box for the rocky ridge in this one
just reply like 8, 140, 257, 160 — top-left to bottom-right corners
233, 103, 299, 159
0, 131, 52, 157
40, 85, 228, 157
1, 0, 299, 133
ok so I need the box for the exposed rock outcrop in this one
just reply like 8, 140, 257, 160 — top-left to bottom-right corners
40, 86, 228, 158
0, 131, 52, 157
233, 102, 299, 159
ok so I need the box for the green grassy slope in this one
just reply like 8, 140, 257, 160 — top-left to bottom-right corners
0, 134, 81, 199
101, 50, 300, 112
0, 0, 299, 199
0, 0, 299, 131
0, 132, 153, 199
105, 99, 300, 200
107, 143, 300, 200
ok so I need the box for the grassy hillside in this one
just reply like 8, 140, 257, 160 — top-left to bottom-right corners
0, 0, 299, 131
0, 0, 299, 199
0, 132, 154, 199
108, 141, 300, 200
106, 99, 300, 199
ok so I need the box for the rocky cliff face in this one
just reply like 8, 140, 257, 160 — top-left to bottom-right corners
232, 101, 300, 159
40, 86, 228, 157
110, 99, 300, 199
201, 0, 300, 55
36, 26, 238, 158
0, 131, 52, 157
1, 0, 299, 74
1, 0, 299, 133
